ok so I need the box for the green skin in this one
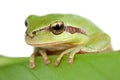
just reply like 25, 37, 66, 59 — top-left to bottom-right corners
25, 14, 113, 68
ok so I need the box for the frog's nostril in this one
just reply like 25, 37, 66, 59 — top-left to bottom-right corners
25, 30, 34, 39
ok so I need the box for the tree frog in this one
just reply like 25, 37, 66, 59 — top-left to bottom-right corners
25, 14, 113, 68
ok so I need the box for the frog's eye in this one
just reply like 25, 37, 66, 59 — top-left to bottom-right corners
25, 19, 28, 27
50, 21, 65, 35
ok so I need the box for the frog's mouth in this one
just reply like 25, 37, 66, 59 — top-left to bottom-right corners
26, 26, 87, 39
26, 40, 76, 51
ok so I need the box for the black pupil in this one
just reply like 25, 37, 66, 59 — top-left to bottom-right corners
53, 24, 62, 30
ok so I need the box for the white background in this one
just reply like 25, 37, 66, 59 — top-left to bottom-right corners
0, 0, 120, 57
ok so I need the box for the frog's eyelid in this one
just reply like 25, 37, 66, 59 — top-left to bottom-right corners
65, 26, 87, 35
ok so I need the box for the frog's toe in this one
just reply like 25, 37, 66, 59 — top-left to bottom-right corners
68, 58, 74, 64
54, 59, 60, 66
44, 59, 51, 65
30, 61, 36, 69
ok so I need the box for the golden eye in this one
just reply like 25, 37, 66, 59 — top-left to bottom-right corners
49, 21, 65, 35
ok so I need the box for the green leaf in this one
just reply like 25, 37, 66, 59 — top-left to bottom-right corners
0, 52, 120, 80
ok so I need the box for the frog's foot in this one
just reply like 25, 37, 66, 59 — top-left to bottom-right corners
54, 59, 60, 66
29, 55, 50, 69
54, 47, 78, 66
44, 58, 51, 65
30, 61, 36, 69
29, 53, 36, 69
54, 57, 74, 66
68, 58, 74, 64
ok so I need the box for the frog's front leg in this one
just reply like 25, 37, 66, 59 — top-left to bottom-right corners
30, 47, 50, 68
54, 33, 112, 66
54, 46, 94, 66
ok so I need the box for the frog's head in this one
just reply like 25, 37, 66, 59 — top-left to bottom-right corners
25, 14, 88, 48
